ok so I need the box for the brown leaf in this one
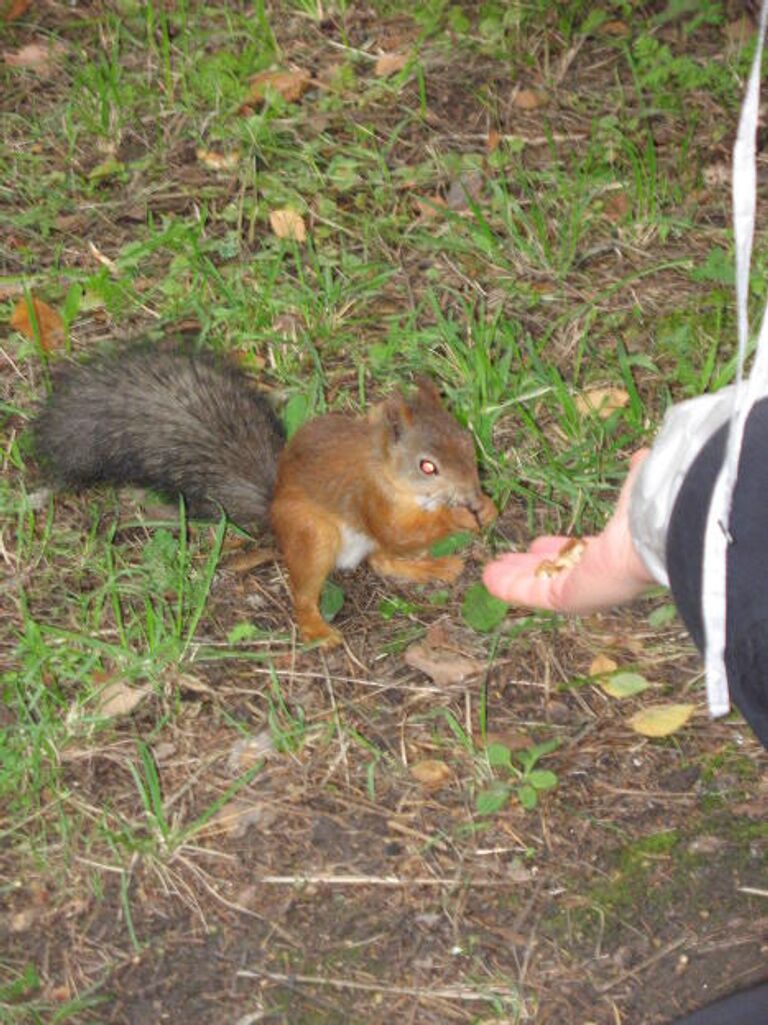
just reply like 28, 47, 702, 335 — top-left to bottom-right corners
589, 653, 618, 677
601, 20, 630, 37
269, 208, 307, 242
244, 68, 312, 106
486, 128, 501, 153
404, 640, 484, 686
10, 296, 65, 351
0, 0, 30, 19
410, 759, 453, 788
196, 148, 240, 171
414, 195, 449, 222
574, 386, 630, 419
4, 39, 69, 76
513, 88, 548, 111
211, 799, 269, 838
602, 189, 629, 222
413, 195, 447, 220
94, 678, 151, 718
627, 703, 696, 738
375, 52, 409, 77
227, 732, 275, 775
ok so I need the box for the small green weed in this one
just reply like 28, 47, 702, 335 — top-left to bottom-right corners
476, 738, 561, 814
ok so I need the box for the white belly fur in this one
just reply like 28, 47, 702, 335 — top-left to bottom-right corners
336, 525, 376, 570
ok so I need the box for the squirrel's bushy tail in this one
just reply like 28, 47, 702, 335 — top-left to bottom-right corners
32, 347, 285, 527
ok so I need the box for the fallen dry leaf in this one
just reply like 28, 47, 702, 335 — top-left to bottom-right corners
601, 19, 630, 37
413, 195, 447, 220
227, 731, 275, 775
513, 88, 548, 111
602, 189, 629, 222
627, 703, 696, 738
404, 640, 484, 686
211, 799, 269, 838
4, 39, 69, 76
375, 52, 409, 77
589, 653, 619, 677
574, 386, 629, 419
94, 678, 151, 718
196, 148, 240, 171
486, 128, 501, 153
1, 0, 30, 19
10, 296, 65, 351
244, 68, 311, 106
269, 208, 307, 242
410, 759, 453, 788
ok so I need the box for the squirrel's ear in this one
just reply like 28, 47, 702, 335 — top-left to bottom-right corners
414, 376, 444, 409
370, 392, 413, 440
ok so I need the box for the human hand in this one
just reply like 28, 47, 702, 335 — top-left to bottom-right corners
482, 451, 657, 614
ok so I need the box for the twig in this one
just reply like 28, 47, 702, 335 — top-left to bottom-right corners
236, 968, 524, 1005
254, 873, 523, 888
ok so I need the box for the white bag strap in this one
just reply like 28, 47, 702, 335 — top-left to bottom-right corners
703, 0, 768, 716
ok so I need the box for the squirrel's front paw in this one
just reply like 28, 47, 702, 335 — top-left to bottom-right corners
474, 493, 497, 528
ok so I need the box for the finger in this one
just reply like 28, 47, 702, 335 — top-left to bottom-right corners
528, 536, 573, 555
483, 557, 561, 608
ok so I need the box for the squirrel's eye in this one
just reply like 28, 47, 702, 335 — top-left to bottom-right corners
420, 459, 438, 476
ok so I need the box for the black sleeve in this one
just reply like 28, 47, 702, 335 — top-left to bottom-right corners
665, 397, 768, 748
668, 980, 768, 1025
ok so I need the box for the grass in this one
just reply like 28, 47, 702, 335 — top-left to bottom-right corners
2, 2, 768, 1023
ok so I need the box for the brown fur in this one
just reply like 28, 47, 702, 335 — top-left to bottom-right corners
32, 349, 496, 646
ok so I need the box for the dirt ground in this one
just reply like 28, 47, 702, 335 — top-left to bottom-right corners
2, 3, 768, 1024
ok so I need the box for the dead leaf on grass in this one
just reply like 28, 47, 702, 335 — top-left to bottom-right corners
601, 19, 630, 37
10, 296, 65, 351
227, 731, 275, 775
375, 52, 409, 77
4, 39, 69, 76
513, 88, 548, 110
404, 640, 484, 686
1, 0, 31, 19
93, 678, 151, 718
196, 148, 240, 171
627, 703, 695, 738
269, 208, 307, 242
574, 386, 629, 418
10, 908, 40, 933
244, 68, 312, 106
602, 189, 629, 222
413, 194, 447, 220
589, 653, 618, 677
212, 799, 270, 838
410, 759, 453, 788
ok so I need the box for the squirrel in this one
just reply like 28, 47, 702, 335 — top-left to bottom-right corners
32, 347, 497, 647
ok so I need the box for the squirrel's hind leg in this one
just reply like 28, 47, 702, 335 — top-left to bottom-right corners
369, 552, 464, 583
272, 500, 343, 647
